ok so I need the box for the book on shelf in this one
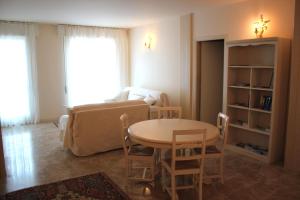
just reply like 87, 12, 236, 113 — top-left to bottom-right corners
236, 143, 268, 156
259, 95, 272, 111
268, 71, 274, 89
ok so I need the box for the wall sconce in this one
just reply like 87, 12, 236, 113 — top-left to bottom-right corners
144, 35, 152, 49
254, 15, 270, 38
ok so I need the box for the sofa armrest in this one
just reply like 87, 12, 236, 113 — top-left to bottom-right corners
160, 93, 170, 106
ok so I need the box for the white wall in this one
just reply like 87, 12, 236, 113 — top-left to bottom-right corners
193, 0, 295, 40
129, 18, 181, 105
36, 24, 65, 122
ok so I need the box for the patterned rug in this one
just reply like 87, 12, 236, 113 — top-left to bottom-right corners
2, 172, 130, 200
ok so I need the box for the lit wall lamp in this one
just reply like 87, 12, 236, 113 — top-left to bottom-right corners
254, 14, 270, 38
144, 35, 152, 49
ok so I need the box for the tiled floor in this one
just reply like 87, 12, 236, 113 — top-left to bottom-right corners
0, 123, 300, 200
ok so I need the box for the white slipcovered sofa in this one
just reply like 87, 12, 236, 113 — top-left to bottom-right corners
62, 100, 149, 156
58, 87, 169, 155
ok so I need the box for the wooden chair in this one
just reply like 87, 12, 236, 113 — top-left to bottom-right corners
203, 112, 229, 184
157, 106, 182, 163
120, 113, 156, 184
157, 106, 182, 119
161, 129, 207, 200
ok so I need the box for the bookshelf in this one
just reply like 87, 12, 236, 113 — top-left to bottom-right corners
224, 38, 290, 163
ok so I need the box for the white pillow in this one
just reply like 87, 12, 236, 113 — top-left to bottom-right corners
128, 93, 145, 100
144, 95, 156, 105
119, 90, 129, 101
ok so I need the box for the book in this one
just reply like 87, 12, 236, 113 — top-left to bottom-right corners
263, 96, 272, 111
259, 95, 272, 110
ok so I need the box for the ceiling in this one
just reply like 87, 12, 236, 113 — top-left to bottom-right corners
0, 0, 246, 28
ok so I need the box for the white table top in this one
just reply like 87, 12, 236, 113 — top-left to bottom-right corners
128, 119, 219, 149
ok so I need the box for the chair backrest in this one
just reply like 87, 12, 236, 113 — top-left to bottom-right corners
217, 113, 229, 148
157, 106, 182, 119
120, 113, 131, 157
171, 129, 207, 172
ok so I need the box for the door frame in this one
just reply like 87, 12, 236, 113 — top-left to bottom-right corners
191, 35, 228, 120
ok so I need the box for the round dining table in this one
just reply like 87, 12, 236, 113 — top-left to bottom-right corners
128, 119, 219, 149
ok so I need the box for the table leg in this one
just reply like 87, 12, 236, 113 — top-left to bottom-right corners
159, 148, 167, 191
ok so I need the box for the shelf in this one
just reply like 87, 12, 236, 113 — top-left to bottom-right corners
250, 108, 272, 114
228, 85, 250, 89
226, 38, 290, 164
226, 144, 268, 162
227, 104, 249, 110
228, 66, 252, 69
251, 87, 273, 91
228, 65, 274, 69
228, 86, 273, 91
251, 66, 274, 69
229, 124, 270, 136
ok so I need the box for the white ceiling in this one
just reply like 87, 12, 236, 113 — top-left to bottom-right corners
0, 0, 246, 28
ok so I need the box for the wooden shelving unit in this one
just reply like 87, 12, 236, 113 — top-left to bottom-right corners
224, 38, 290, 163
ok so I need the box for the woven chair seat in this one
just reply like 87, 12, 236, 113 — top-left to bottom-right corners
163, 159, 201, 170
129, 145, 154, 156
194, 145, 221, 154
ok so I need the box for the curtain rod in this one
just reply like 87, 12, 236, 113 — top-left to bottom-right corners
0, 20, 128, 30
0, 20, 35, 25
58, 23, 128, 30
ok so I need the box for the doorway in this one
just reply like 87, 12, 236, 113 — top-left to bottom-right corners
196, 39, 224, 124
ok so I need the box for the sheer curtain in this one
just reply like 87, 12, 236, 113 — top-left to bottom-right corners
0, 22, 39, 127
58, 25, 129, 107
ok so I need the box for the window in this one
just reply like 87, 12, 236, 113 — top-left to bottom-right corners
0, 37, 32, 126
60, 25, 128, 107
0, 22, 39, 127
65, 36, 121, 107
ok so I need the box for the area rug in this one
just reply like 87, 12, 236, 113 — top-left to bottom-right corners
3, 172, 130, 200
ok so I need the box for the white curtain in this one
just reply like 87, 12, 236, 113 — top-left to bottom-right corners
0, 22, 39, 127
58, 25, 129, 107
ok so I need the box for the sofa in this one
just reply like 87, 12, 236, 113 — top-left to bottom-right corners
63, 100, 149, 156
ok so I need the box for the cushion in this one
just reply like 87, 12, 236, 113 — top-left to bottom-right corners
119, 90, 129, 101
122, 87, 169, 106
128, 93, 145, 100
143, 95, 156, 105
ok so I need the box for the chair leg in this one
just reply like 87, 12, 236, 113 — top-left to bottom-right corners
198, 173, 203, 200
171, 175, 176, 200
151, 159, 155, 181
127, 160, 130, 177
161, 166, 166, 191
125, 159, 130, 192
193, 174, 196, 188
155, 149, 159, 164
220, 157, 224, 184
159, 149, 163, 163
